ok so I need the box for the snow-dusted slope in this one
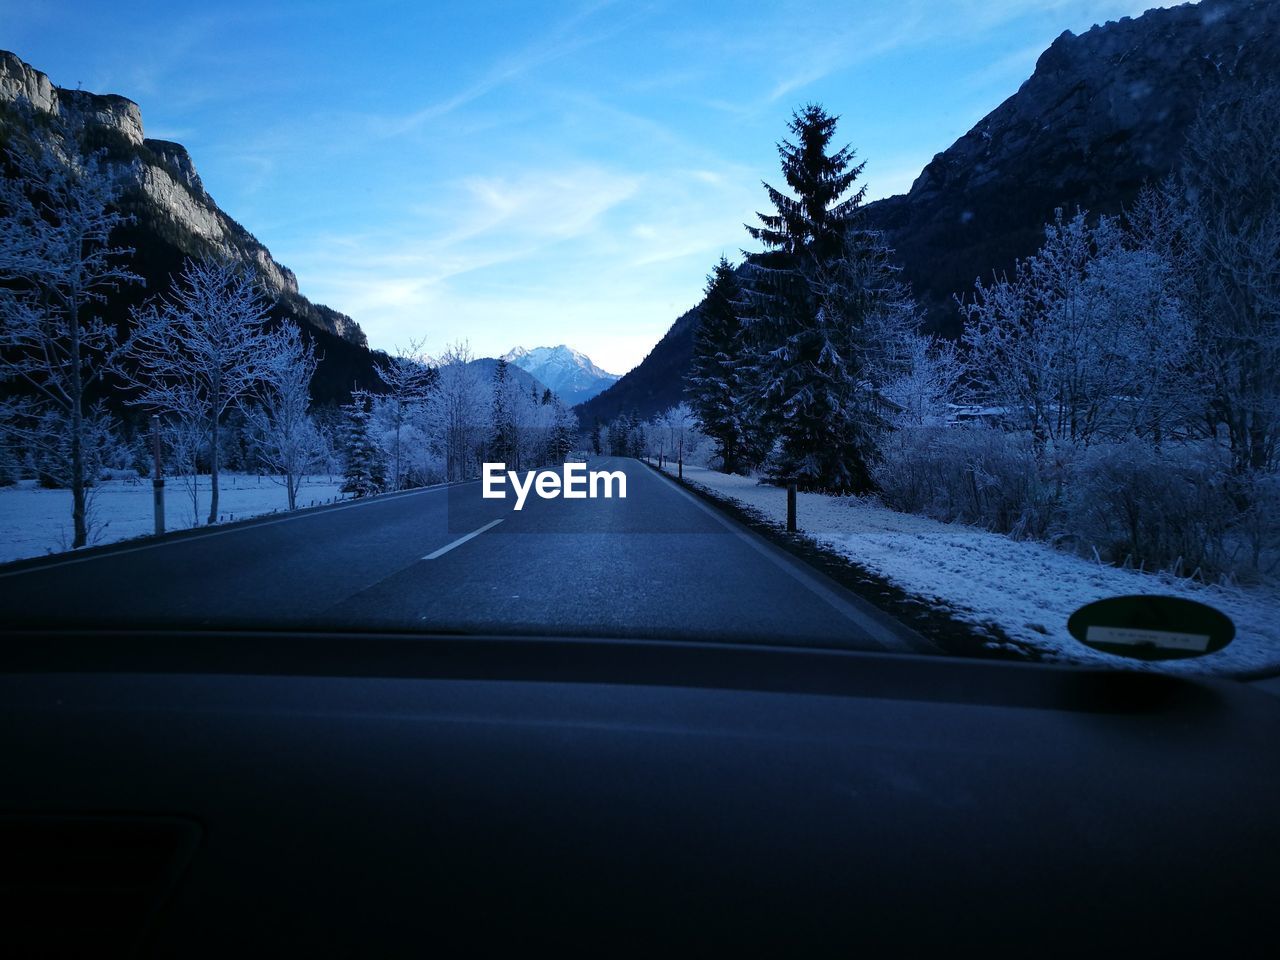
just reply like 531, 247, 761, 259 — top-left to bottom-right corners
502, 345, 618, 407
662, 464, 1280, 679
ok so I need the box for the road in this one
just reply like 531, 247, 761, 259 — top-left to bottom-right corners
0, 457, 925, 651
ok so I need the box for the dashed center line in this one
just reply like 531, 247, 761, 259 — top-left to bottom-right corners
422, 518, 504, 560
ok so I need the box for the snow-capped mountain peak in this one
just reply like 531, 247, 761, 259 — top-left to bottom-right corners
500, 345, 619, 407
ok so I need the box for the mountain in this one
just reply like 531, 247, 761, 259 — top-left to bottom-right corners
0, 50, 382, 403
572, 309, 699, 426
467, 358, 551, 400
576, 0, 1280, 423
871, 0, 1280, 338
502, 345, 619, 407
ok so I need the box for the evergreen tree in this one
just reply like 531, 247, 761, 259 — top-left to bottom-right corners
590, 420, 602, 455
547, 400, 578, 463
340, 389, 386, 497
741, 103, 890, 493
489, 358, 517, 465
687, 256, 750, 474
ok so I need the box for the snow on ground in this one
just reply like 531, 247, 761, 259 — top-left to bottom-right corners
0, 473, 349, 565
662, 463, 1280, 678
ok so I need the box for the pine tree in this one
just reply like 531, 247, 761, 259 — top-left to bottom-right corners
547, 400, 578, 463
687, 256, 750, 474
489, 358, 517, 465
741, 103, 890, 493
340, 389, 386, 497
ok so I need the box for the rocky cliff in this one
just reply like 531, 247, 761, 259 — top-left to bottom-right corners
0, 49, 367, 350
872, 0, 1280, 337
581, 0, 1280, 421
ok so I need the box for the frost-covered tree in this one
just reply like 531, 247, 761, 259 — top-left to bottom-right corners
489, 357, 519, 467
118, 257, 279, 524
376, 337, 434, 490
546, 399, 578, 464
687, 257, 750, 474
658, 403, 698, 474
339, 388, 386, 497
962, 209, 1193, 450
878, 332, 964, 427
608, 411, 643, 457
1178, 84, 1280, 473
429, 341, 488, 481
244, 322, 323, 510
164, 414, 210, 524
741, 104, 889, 492
0, 103, 142, 546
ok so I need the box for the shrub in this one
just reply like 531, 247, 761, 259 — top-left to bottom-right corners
1060, 439, 1277, 582
873, 425, 1058, 538
876, 426, 1279, 583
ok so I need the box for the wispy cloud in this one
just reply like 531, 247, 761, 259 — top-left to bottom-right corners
367, 0, 652, 138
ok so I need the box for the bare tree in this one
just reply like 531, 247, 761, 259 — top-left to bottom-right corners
659, 403, 698, 475
878, 333, 964, 428
1179, 84, 1280, 473
427, 341, 487, 481
163, 416, 209, 526
0, 103, 142, 547
245, 322, 323, 510
375, 337, 434, 490
118, 257, 279, 524
962, 210, 1191, 451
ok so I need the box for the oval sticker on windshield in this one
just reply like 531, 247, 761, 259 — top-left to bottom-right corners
1067, 595, 1235, 661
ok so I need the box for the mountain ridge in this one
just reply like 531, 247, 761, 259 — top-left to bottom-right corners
574, 0, 1280, 424
0, 49, 367, 349
0, 49, 383, 403
502, 344, 619, 407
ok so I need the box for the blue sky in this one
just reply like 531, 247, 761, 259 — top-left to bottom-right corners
4, 0, 1175, 373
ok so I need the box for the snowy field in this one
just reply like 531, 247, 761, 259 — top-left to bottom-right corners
662, 463, 1280, 678
0, 473, 349, 564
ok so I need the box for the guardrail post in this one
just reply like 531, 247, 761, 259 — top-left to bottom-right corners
787, 482, 797, 533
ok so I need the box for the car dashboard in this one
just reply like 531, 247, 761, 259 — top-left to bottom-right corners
2, 630, 1278, 956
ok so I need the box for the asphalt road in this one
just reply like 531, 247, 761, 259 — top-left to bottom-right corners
0, 457, 926, 651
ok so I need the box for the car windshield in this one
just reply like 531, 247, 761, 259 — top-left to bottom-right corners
0, 0, 1277, 681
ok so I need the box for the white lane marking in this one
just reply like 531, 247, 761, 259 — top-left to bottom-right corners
646, 464, 932, 654
422, 518, 504, 560
0, 480, 479, 579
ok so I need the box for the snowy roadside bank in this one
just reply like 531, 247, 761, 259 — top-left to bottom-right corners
0, 474, 349, 565
659, 462, 1280, 678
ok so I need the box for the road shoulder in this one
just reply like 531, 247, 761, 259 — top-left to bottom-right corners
643, 460, 1045, 664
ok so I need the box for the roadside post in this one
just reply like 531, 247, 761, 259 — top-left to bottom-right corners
787, 481, 797, 533
151, 414, 165, 536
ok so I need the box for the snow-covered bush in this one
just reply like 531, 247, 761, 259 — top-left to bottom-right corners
27, 405, 124, 489
872, 425, 1059, 539
1067, 439, 1278, 583
0, 439, 20, 486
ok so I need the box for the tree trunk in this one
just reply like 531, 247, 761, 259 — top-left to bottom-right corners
394, 415, 402, 491
69, 298, 87, 548
208, 378, 221, 525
